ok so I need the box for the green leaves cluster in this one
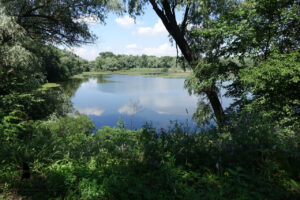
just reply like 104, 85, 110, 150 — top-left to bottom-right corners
0, 0, 111, 45
182, 0, 300, 128
241, 50, 300, 132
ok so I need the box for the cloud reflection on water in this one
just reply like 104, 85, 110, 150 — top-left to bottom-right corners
118, 100, 143, 115
138, 95, 197, 115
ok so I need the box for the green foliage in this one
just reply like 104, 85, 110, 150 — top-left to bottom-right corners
241, 50, 300, 132
92, 51, 187, 71
0, 0, 112, 45
1, 115, 299, 199
0, 14, 81, 121
27, 43, 91, 82
182, 0, 300, 126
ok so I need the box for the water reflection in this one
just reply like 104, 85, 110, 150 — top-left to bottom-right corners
118, 100, 143, 115
59, 77, 88, 98
139, 95, 197, 115
60, 74, 233, 129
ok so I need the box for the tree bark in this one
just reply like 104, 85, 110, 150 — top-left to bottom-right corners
149, 0, 224, 124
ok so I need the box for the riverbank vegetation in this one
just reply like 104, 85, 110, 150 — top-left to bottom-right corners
0, 0, 299, 199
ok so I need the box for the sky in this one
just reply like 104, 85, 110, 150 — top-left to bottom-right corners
69, 5, 182, 61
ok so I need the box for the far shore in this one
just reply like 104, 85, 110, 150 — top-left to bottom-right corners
73, 68, 192, 79
41, 68, 192, 89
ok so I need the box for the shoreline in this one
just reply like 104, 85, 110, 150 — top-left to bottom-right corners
73, 68, 192, 79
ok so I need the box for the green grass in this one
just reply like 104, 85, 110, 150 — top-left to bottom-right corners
40, 83, 61, 90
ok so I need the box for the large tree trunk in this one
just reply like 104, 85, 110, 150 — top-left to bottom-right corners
149, 0, 224, 124
204, 86, 224, 123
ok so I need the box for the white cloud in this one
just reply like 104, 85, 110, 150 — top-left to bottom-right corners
137, 19, 167, 36
124, 43, 177, 57
71, 47, 99, 61
77, 107, 105, 116
118, 100, 142, 115
143, 43, 177, 57
124, 43, 140, 55
115, 15, 135, 29
126, 44, 138, 49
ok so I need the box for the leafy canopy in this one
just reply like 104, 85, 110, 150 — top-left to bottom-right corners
0, 0, 116, 45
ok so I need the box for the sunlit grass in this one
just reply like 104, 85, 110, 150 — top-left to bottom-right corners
40, 83, 61, 90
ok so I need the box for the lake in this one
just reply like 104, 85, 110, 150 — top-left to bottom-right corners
62, 74, 232, 129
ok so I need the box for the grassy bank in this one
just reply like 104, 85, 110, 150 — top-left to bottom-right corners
73, 68, 192, 79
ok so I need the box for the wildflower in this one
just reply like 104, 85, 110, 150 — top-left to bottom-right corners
224, 171, 229, 176
216, 162, 219, 169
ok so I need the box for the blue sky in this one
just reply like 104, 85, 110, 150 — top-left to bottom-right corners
70, 5, 182, 61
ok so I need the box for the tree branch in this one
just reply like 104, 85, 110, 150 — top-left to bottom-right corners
181, 3, 190, 34
149, 0, 170, 24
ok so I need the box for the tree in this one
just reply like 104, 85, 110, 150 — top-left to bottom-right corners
0, 0, 112, 45
0, 0, 111, 179
186, 0, 299, 129
126, 0, 225, 123
0, 13, 44, 116
126, 0, 299, 124
241, 50, 300, 132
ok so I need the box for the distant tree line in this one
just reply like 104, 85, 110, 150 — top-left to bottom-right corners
90, 52, 187, 71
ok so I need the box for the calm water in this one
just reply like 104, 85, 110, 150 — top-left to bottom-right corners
62, 74, 232, 129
